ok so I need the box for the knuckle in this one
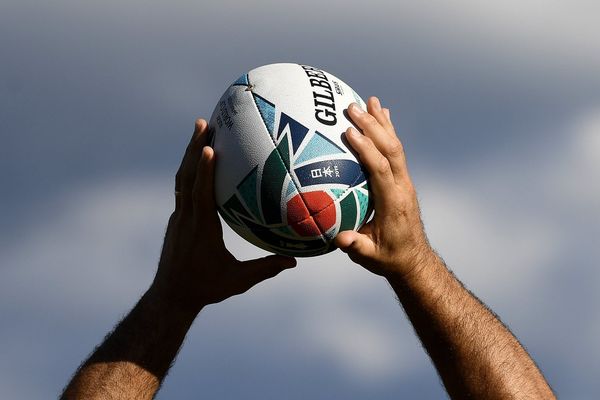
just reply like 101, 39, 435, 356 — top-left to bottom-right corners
363, 135, 375, 147
363, 113, 379, 128
376, 156, 392, 175
360, 112, 377, 127
386, 140, 404, 157
355, 134, 373, 153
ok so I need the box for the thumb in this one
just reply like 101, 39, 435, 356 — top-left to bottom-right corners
335, 230, 377, 261
240, 255, 297, 287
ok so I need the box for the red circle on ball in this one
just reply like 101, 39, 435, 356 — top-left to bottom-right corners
287, 191, 336, 237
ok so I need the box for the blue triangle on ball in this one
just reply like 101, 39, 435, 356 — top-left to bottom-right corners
285, 181, 296, 197
296, 131, 346, 164
232, 74, 249, 86
253, 93, 276, 136
277, 112, 310, 153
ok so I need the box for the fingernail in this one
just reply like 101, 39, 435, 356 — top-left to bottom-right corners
200, 146, 207, 160
347, 127, 361, 137
350, 103, 364, 114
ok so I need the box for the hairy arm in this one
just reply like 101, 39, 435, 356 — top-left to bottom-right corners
336, 97, 555, 399
61, 120, 295, 399
389, 253, 553, 398
60, 287, 197, 399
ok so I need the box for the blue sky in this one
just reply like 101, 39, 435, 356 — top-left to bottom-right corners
1, 1, 599, 398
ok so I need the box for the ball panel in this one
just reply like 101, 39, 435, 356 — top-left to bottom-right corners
290, 217, 322, 238
312, 201, 337, 234
301, 190, 334, 215
339, 192, 358, 232
235, 166, 261, 221
210, 85, 274, 207
356, 187, 371, 227
252, 93, 276, 136
286, 194, 310, 225
260, 143, 288, 225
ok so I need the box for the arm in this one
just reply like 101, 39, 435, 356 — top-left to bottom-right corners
336, 98, 555, 399
61, 119, 296, 400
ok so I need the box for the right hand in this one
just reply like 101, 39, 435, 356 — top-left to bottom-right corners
335, 97, 435, 280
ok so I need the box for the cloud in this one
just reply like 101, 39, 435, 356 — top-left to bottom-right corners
2, 0, 599, 232
555, 109, 600, 215
0, 176, 173, 318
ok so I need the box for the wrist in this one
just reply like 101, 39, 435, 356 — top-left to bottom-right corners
145, 283, 204, 322
384, 245, 443, 288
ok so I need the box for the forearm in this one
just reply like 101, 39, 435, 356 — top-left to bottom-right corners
61, 285, 199, 400
388, 251, 554, 399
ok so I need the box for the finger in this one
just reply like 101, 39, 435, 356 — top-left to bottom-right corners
345, 126, 395, 203
335, 230, 377, 263
240, 255, 297, 288
175, 119, 208, 212
382, 107, 391, 121
348, 102, 407, 178
192, 146, 219, 225
367, 97, 395, 137
176, 119, 208, 193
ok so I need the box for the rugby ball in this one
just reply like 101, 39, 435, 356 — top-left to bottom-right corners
209, 63, 371, 257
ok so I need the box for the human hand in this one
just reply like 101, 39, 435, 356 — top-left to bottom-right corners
335, 98, 435, 280
151, 119, 296, 314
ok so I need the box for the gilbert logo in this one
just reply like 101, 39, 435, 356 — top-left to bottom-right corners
301, 65, 337, 126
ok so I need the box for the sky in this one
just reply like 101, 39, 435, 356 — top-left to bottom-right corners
1, 0, 599, 398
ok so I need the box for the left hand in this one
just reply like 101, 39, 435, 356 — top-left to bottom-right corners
151, 119, 296, 314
